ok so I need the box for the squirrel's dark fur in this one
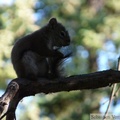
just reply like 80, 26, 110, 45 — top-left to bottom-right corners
11, 18, 71, 80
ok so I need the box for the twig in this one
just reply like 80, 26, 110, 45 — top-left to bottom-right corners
112, 84, 120, 98
103, 84, 116, 120
103, 57, 120, 120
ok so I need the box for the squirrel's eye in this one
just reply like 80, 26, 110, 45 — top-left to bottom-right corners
60, 31, 66, 37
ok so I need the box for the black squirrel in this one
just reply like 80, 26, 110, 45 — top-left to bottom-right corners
11, 18, 71, 80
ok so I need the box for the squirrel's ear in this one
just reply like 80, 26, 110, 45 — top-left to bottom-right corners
49, 18, 57, 29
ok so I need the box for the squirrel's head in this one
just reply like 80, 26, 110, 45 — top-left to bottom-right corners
48, 18, 70, 47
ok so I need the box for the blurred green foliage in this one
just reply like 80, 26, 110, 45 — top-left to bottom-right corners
0, 0, 120, 120
0, 0, 38, 88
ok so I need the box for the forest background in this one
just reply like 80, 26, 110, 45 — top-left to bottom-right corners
0, 0, 120, 120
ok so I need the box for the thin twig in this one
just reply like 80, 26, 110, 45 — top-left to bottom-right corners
103, 57, 120, 120
113, 84, 120, 98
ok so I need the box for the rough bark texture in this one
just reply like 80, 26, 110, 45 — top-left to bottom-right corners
0, 69, 120, 120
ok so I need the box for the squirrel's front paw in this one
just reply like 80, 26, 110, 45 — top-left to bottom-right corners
58, 52, 64, 58
54, 51, 64, 58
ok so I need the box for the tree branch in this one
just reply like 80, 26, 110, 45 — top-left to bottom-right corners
0, 69, 120, 120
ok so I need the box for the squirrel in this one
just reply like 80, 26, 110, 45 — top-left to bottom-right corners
47, 47, 72, 79
11, 18, 71, 80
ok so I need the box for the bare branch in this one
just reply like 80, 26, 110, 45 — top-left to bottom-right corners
0, 82, 19, 119
1, 69, 120, 120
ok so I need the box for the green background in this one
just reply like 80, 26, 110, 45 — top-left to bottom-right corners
0, 0, 120, 120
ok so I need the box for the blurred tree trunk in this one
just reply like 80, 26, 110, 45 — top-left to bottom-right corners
88, 49, 98, 72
